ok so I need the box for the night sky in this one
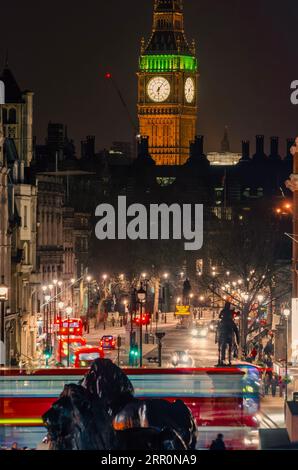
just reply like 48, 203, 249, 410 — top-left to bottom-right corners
1, 0, 298, 154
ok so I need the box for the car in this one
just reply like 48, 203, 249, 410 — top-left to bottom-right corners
191, 324, 209, 338
100, 335, 116, 350
171, 350, 194, 367
208, 320, 218, 332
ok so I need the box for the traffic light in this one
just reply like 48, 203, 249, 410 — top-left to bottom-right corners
44, 347, 52, 365
129, 344, 139, 366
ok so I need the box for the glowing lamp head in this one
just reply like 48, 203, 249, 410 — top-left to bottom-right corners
284, 308, 290, 318
65, 305, 73, 316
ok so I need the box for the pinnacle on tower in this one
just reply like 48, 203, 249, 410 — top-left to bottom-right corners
154, 0, 183, 12
221, 126, 230, 153
145, 0, 191, 55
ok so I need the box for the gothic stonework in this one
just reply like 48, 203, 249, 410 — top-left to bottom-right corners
137, 0, 198, 165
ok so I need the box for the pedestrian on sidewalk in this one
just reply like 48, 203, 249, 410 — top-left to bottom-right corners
279, 376, 286, 397
264, 372, 271, 395
250, 345, 258, 362
210, 434, 226, 451
271, 374, 278, 397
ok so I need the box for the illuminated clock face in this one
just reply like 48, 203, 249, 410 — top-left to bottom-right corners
147, 77, 171, 102
185, 77, 195, 103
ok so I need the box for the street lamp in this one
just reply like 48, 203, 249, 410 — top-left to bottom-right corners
283, 308, 290, 402
65, 304, 73, 367
86, 275, 92, 333
44, 294, 51, 356
58, 301, 64, 319
199, 296, 205, 319
0, 276, 9, 366
137, 283, 146, 368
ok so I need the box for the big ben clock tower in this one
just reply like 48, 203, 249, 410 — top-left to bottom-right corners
138, 0, 198, 166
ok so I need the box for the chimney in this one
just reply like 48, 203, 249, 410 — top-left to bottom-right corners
241, 141, 250, 160
190, 135, 204, 157
138, 136, 149, 157
286, 138, 295, 158
270, 136, 279, 158
256, 135, 265, 154
86, 136, 95, 157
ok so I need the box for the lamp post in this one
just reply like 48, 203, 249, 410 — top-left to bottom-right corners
48, 284, 54, 348
199, 296, 205, 320
257, 295, 264, 355
65, 304, 73, 367
70, 279, 75, 312
137, 283, 146, 368
212, 271, 216, 319
86, 275, 92, 333
0, 276, 9, 366
44, 294, 51, 352
283, 308, 290, 402
53, 279, 58, 322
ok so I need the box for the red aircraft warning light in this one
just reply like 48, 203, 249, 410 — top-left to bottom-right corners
105, 72, 112, 79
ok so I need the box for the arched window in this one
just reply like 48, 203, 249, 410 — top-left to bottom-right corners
0, 81, 4, 104
9, 108, 16, 124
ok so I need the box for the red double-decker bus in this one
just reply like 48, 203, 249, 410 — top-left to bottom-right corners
55, 318, 83, 337
0, 365, 261, 449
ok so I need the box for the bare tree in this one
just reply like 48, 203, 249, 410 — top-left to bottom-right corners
198, 210, 291, 353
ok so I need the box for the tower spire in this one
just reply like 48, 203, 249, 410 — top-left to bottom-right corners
221, 126, 230, 153
145, 0, 190, 55
154, 0, 183, 12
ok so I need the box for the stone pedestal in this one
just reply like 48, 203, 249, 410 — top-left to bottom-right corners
286, 401, 298, 442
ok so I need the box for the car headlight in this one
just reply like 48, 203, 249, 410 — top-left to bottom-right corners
200, 329, 208, 336
172, 355, 178, 362
191, 329, 198, 336
182, 354, 188, 362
